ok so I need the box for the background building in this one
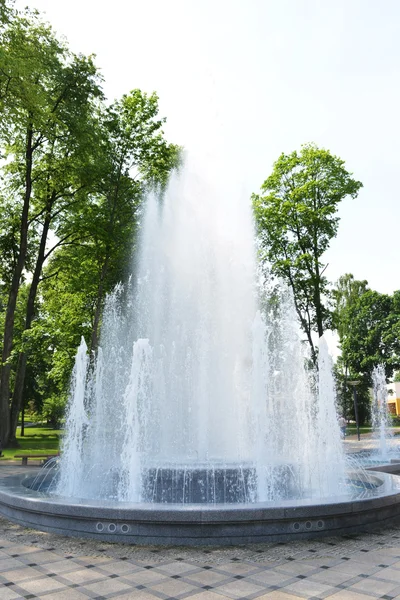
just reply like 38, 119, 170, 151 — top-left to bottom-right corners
387, 382, 400, 416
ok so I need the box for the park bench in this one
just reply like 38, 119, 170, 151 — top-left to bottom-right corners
14, 454, 59, 466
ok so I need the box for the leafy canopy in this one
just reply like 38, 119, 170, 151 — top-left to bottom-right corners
341, 289, 400, 380
253, 143, 362, 361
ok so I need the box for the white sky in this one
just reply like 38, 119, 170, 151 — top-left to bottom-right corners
16, 0, 400, 296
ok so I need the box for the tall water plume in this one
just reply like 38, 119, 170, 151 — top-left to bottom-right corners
57, 161, 348, 504
371, 365, 394, 460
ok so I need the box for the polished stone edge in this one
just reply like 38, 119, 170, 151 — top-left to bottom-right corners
367, 463, 400, 474
1, 470, 400, 546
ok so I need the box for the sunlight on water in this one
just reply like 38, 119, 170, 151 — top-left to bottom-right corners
57, 159, 348, 504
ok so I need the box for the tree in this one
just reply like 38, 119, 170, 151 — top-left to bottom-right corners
12, 91, 180, 425
7, 53, 104, 445
0, 6, 69, 445
341, 289, 400, 380
252, 143, 362, 364
331, 274, 369, 418
331, 273, 369, 342
335, 288, 400, 424
0, 4, 180, 444
76, 90, 180, 353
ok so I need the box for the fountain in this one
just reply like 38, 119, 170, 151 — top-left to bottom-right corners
347, 366, 400, 474
56, 163, 348, 505
1, 163, 400, 545
371, 365, 397, 461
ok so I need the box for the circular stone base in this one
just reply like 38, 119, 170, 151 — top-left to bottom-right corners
1, 469, 400, 546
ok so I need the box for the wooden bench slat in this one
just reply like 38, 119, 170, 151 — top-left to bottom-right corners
14, 454, 58, 457
14, 453, 59, 465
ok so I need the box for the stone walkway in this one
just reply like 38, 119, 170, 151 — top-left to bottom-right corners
1, 436, 400, 600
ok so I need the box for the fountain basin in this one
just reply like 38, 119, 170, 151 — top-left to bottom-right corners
141, 465, 258, 503
346, 451, 400, 478
30, 462, 300, 504
1, 470, 400, 546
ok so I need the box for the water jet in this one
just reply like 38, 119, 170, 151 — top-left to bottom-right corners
1, 164, 400, 545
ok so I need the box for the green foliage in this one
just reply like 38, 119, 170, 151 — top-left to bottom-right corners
333, 363, 371, 425
0, 2, 180, 445
103, 90, 181, 188
331, 273, 369, 342
332, 275, 400, 425
253, 143, 362, 363
341, 289, 400, 380
0, 1, 14, 24
42, 395, 66, 429
0, 7, 66, 142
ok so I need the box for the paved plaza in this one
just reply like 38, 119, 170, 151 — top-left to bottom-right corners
1, 435, 400, 600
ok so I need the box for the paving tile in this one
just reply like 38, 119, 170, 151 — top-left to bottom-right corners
325, 591, 375, 599
150, 579, 198, 595
155, 561, 201, 575
74, 555, 112, 565
40, 558, 84, 574
371, 567, 400, 582
249, 570, 296, 586
350, 577, 400, 595
274, 562, 321, 576
99, 560, 144, 575
121, 569, 170, 585
61, 568, 107, 584
38, 589, 94, 600
0, 588, 20, 600
185, 570, 231, 585
297, 557, 341, 568
18, 550, 63, 564
179, 593, 227, 600
0, 567, 41, 582
212, 578, 266, 597
307, 569, 356, 585
214, 562, 261, 576
0, 558, 26, 572
12, 574, 65, 594
283, 578, 334, 597
256, 593, 309, 600
82, 577, 133, 595
329, 561, 381, 576
115, 592, 168, 600
351, 552, 400, 566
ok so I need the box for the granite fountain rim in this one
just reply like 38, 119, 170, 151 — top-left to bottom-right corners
1, 468, 400, 522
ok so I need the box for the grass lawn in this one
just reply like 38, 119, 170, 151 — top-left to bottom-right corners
0, 426, 62, 460
346, 426, 372, 434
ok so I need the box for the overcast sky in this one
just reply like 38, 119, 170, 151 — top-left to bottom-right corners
16, 0, 400, 295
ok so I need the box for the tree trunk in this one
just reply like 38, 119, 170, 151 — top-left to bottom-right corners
312, 226, 324, 339
9, 200, 52, 446
343, 363, 349, 420
21, 405, 25, 437
0, 122, 33, 447
286, 267, 317, 365
314, 285, 324, 339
